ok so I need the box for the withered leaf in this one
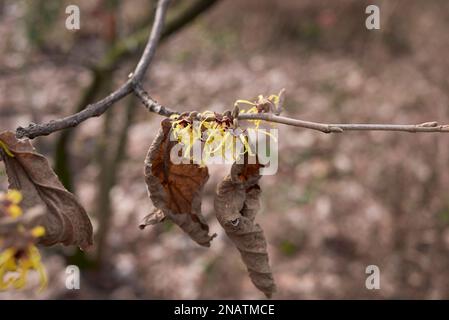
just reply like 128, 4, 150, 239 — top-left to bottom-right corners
142, 119, 215, 247
0, 131, 93, 250
214, 159, 276, 298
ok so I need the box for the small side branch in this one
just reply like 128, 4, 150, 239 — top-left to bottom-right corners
133, 83, 177, 117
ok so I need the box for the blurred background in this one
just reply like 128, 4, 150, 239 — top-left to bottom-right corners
1, 0, 449, 299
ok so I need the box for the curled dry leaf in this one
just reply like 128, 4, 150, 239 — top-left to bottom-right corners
214, 159, 276, 298
139, 208, 166, 229
142, 119, 215, 247
0, 131, 93, 250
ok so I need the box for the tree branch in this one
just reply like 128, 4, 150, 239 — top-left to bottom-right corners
14, 0, 449, 139
133, 83, 177, 117
131, 85, 449, 134
16, 0, 172, 139
16, 83, 133, 139
237, 114, 449, 134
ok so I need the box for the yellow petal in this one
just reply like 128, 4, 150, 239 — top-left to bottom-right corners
5, 255, 18, 272
7, 204, 22, 218
268, 94, 279, 104
234, 99, 256, 107
258, 129, 278, 142
12, 266, 28, 289
0, 248, 16, 266
0, 264, 14, 290
6, 189, 22, 204
239, 135, 254, 156
36, 263, 48, 292
0, 140, 15, 157
31, 226, 46, 238
29, 246, 47, 291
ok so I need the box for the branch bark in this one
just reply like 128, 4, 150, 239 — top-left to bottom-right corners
133, 85, 449, 134
16, 83, 133, 139
133, 83, 177, 117
237, 114, 449, 134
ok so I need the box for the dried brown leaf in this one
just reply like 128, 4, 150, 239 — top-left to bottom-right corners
142, 119, 215, 247
0, 131, 93, 250
214, 159, 276, 298
139, 208, 165, 229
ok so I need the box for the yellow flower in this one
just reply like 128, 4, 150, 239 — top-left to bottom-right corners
0, 244, 47, 291
7, 205, 22, 218
1, 189, 23, 218
6, 190, 22, 204
169, 91, 281, 165
30, 226, 46, 238
0, 190, 47, 292
235, 92, 283, 129
0, 140, 14, 157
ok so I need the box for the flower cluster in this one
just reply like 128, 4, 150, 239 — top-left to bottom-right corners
0, 190, 47, 291
170, 92, 281, 165
171, 111, 250, 165
234, 92, 283, 129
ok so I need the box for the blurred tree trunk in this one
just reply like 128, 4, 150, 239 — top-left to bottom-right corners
95, 96, 137, 268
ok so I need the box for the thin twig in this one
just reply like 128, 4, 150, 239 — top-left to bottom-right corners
133, 83, 177, 117
238, 113, 449, 134
16, 0, 171, 139
331, 122, 449, 133
238, 113, 343, 133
